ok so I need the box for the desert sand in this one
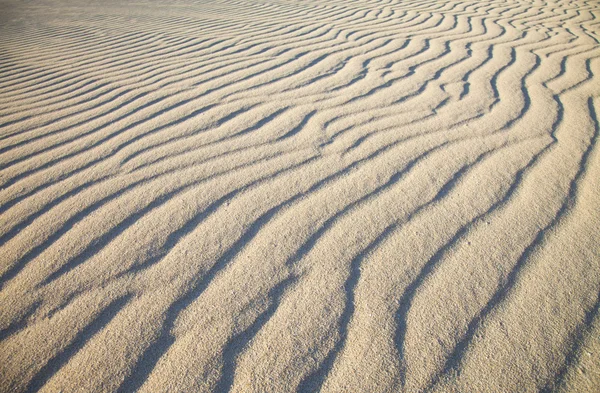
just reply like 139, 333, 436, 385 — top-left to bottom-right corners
0, 0, 599, 392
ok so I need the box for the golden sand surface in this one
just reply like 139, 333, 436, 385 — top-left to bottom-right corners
0, 0, 599, 392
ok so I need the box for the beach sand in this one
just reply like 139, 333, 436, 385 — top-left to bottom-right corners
1, 0, 599, 391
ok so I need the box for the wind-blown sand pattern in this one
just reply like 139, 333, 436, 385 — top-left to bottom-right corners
1, 0, 599, 391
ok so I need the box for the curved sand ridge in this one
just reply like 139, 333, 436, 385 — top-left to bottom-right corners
1, 0, 599, 392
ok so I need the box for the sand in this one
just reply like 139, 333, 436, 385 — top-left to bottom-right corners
0, 0, 599, 392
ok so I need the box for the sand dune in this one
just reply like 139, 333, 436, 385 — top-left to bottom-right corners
1, 0, 599, 391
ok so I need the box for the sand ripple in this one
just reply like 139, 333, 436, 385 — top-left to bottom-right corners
1, 0, 599, 392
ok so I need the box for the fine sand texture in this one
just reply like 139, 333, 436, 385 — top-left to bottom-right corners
1, 0, 599, 392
